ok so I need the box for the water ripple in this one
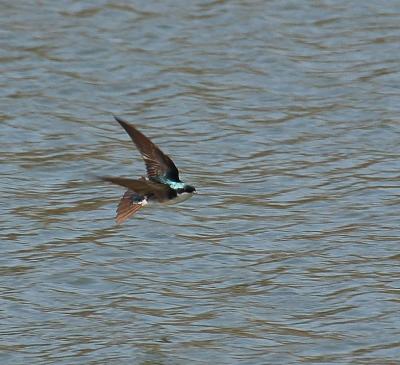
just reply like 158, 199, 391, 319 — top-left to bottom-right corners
1, 0, 400, 364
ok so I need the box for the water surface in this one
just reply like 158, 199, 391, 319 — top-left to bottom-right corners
1, 1, 400, 364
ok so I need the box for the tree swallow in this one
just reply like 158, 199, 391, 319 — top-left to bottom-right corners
101, 116, 196, 224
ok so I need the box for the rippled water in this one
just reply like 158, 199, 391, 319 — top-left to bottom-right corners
1, 1, 400, 364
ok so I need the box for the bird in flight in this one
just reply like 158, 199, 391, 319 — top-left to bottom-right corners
101, 116, 196, 224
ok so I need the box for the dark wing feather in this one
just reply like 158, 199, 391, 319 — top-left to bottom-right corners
116, 190, 143, 224
101, 176, 176, 202
114, 116, 180, 182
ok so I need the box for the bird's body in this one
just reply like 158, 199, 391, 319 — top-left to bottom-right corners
101, 116, 196, 224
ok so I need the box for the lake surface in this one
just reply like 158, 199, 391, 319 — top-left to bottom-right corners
1, 1, 400, 364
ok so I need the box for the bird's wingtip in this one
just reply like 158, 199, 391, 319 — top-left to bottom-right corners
98, 175, 113, 183
87, 172, 105, 182
113, 114, 126, 125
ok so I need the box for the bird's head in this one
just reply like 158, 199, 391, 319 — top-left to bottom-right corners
184, 185, 196, 194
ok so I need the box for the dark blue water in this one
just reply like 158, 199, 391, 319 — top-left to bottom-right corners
1, 1, 400, 364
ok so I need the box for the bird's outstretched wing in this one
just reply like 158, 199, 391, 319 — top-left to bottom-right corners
115, 190, 144, 224
114, 116, 180, 182
101, 176, 176, 202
